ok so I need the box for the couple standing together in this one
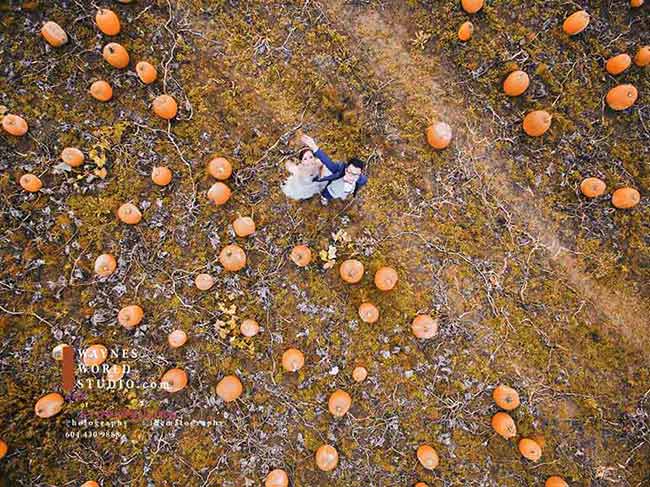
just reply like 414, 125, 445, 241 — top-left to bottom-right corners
282, 134, 368, 205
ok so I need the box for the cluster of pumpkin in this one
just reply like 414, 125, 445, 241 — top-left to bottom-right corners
491, 385, 570, 487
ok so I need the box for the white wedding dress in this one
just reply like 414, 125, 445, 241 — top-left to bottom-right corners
281, 162, 327, 200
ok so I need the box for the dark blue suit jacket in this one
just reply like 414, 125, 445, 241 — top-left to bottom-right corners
313, 148, 368, 196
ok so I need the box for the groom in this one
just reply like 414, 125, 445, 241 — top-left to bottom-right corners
300, 134, 368, 206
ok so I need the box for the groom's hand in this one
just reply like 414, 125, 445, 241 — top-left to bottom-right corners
300, 134, 319, 152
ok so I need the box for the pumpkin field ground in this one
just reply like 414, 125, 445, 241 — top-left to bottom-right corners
0, 1, 649, 486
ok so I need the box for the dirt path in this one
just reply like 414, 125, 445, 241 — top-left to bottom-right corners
322, 0, 649, 348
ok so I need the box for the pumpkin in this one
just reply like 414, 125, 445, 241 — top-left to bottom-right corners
606, 84, 638, 110
195, 273, 214, 290
35, 392, 64, 418
315, 445, 339, 471
328, 389, 352, 417
61, 147, 84, 167
491, 412, 517, 439
152, 94, 178, 119
416, 445, 439, 470
94, 253, 117, 277
103, 42, 129, 68
90, 80, 113, 101
117, 304, 144, 329
634, 46, 650, 66
546, 476, 569, 487
611, 187, 640, 209
426, 122, 453, 149
41, 21, 68, 47
461, 0, 484, 14
352, 366, 368, 382
96, 8, 120, 36
374, 266, 398, 291
233, 216, 256, 237
168, 329, 188, 348
240, 319, 260, 337
207, 182, 232, 205
265, 469, 289, 487
523, 110, 552, 137
208, 157, 233, 180
518, 438, 542, 461
631, 0, 644, 6
136, 61, 157, 84
216, 375, 243, 402
2, 114, 28, 136
83, 344, 108, 366
580, 177, 606, 198
492, 384, 520, 410
606, 54, 632, 75
563, 10, 590, 36
358, 302, 379, 323
81, 482, 99, 487
411, 314, 439, 339
339, 259, 364, 283
161, 368, 188, 393
106, 364, 125, 381
415, 484, 429, 487
503, 70, 530, 96
151, 166, 172, 186
19, 174, 42, 193
117, 202, 142, 224
290, 245, 312, 267
282, 348, 305, 372
458, 21, 474, 41
0, 439, 7, 459
219, 244, 246, 271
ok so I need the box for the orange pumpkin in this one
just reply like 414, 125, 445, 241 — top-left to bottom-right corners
19, 174, 42, 193
631, 0, 644, 6
207, 182, 232, 205
518, 438, 542, 461
195, 273, 214, 290
416, 444, 439, 470
208, 157, 233, 180
94, 253, 117, 277
523, 110, 552, 137
152, 94, 178, 120
2, 114, 28, 136
415, 484, 429, 487
151, 166, 172, 186
90, 80, 113, 102
339, 259, 364, 283
411, 314, 438, 339
634, 46, 650, 66
328, 389, 352, 417
118, 304, 144, 329
458, 21, 474, 41
136, 61, 157, 84
358, 302, 379, 323
461, 0, 484, 14
233, 216, 256, 237
611, 187, 640, 209
315, 444, 339, 471
83, 344, 108, 366
219, 244, 246, 271
492, 384, 520, 410
374, 266, 398, 291
106, 364, 125, 381
580, 177, 606, 198
352, 366, 368, 382
563, 10, 590, 36
545, 476, 569, 487
491, 412, 517, 439
282, 348, 305, 372
117, 202, 142, 224
103, 42, 129, 69
168, 329, 188, 348
606, 84, 638, 110
290, 245, 312, 267
96, 8, 121, 36
605, 54, 632, 75
240, 319, 260, 337
61, 147, 84, 167
161, 368, 188, 393
35, 392, 64, 418
426, 122, 453, 149
503, 70, 530, 96
81, 482, 99, 487
265, 469, 289, 487
41, 21, 68, 47
216, 375, 243, 402
0, 439, 8, 459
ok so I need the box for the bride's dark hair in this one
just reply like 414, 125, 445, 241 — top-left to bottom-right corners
298, 147, 312, 161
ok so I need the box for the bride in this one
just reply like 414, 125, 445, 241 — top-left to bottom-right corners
281, 147, 327, 200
